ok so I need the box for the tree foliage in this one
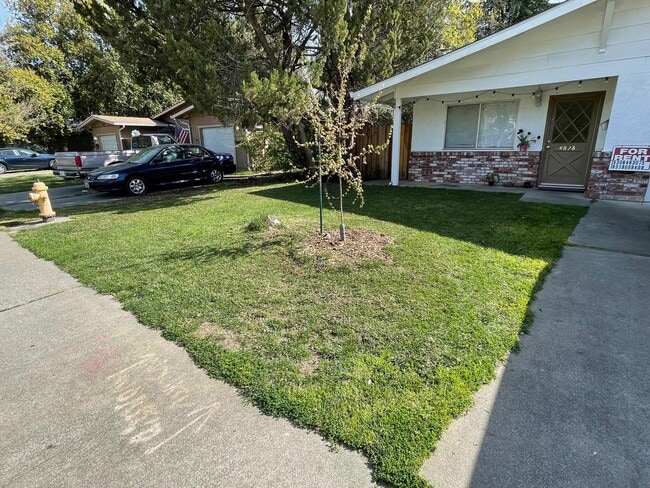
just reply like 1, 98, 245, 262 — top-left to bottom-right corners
76, 0, 482, 166
0, 60, 71, 147
1, 0, 181, 148
479, 0, 552, 37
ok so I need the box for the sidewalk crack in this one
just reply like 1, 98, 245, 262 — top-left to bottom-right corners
0, 286, 81, 314
565, 242, 650, 258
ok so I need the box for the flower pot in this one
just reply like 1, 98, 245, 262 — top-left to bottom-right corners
518, 144, 528, 153
488, 181, 495, 186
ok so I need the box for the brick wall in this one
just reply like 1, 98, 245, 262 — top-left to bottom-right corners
585, 152, 649, 202
408, 151, 541, 187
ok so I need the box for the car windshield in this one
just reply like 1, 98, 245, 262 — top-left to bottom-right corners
125, 146, 162, 165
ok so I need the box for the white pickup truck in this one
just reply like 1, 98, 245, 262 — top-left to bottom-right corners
53, 134, 175, 179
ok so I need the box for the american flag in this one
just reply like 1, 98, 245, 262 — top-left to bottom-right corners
174, 119, 190, 144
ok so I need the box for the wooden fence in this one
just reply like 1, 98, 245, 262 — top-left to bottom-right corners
353, 124, 412, 180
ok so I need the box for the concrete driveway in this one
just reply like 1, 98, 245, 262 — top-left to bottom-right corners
0, 232, 375, 487
422, 200, 650, 487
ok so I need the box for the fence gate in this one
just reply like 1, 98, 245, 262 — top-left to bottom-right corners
353, 124, 412, 180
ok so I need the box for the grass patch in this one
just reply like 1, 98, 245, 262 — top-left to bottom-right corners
0, 173, 80, 194
14, 183, 586, 487
0, 209, 41, 229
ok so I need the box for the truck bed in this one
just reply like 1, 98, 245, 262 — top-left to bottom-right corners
53, 151, 136, 178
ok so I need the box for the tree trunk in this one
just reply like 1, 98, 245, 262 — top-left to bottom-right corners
279, 121, 314, 172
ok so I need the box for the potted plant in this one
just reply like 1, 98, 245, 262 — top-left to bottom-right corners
516, 129, 541, 153
484, 172, 500, 186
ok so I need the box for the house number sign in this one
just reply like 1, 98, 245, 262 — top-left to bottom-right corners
557, 145, 576, 151
609, 146, 650, 172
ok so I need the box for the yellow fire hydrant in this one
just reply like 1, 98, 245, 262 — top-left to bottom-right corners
28, 181, 56, 221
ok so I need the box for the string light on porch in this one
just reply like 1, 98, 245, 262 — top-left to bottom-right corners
401, 78, 611, 108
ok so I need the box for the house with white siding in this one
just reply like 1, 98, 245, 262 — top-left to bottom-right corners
352, 0, 650, 202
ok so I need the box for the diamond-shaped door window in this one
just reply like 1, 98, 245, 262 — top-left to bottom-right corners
552, 101, 594, 143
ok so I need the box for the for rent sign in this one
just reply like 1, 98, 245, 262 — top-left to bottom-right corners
609, 146, 650, 172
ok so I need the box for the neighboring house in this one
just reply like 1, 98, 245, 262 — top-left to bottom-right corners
77, 115, 171, 151
152, 102, 249, 170
352, 0, 650, 202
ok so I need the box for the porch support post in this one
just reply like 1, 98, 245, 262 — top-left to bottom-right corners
391, 98, 402, 186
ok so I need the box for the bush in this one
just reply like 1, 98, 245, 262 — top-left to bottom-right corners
240, 126, 294, 172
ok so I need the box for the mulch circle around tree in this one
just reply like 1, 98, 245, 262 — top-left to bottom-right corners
302, 228, 394, 266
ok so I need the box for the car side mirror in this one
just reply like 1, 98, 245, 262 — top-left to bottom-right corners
31, 153, 38, 157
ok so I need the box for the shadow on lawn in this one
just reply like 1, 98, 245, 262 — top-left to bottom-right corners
44, 174, 295, 219
251, 183, 587, 262
53, 183, 235, 218
158, 235, 283, 264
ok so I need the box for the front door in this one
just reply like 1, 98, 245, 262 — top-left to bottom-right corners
539, 92, 604, 190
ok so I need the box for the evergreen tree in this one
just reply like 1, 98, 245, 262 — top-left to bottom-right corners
479, 0, 551, 37
76, 0, 482, 166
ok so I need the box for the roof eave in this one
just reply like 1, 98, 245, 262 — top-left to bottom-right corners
152, 100, 189, 120
76, 116, 170, 130
351, 0, 599, 101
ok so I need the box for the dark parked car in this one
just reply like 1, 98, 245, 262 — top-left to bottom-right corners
85, 144, 236, 196
0, 148, 56, 174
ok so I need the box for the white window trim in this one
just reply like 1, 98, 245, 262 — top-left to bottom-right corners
444, 100, 519, 150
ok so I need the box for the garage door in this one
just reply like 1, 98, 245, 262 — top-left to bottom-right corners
98, 134, 118, 151
200, 127, 237, 164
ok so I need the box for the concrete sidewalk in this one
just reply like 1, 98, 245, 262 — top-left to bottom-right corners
364, 180, 593, 207
0, 232, 375, 487
421, 201, 650, 487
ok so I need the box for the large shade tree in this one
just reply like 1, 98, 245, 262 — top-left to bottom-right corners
0, 60, 70, 146
478, 0, 552, 37
75, 0, 481, 166
1, 0, 181, 148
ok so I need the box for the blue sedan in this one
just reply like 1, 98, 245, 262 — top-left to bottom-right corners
0, 148, 56, 173
85, 144, 236, 196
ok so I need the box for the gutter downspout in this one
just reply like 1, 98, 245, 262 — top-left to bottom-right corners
119, 125, 126, 150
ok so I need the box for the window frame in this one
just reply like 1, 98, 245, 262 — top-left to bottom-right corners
444, 100, 519, 150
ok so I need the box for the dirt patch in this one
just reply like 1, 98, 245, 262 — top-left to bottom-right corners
195, 322, 242, 351
302, 228, 394, 267
298, 351, 322, 376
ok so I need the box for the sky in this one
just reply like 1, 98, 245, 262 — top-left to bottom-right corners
0, 0, 10, 28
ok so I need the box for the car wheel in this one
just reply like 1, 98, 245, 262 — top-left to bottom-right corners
207, 168, 223, 184
48, 159, 56, 170
126, 176, 147, 196
0, 163, 6, 175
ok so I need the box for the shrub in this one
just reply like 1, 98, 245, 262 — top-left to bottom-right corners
240, 126, 294, 172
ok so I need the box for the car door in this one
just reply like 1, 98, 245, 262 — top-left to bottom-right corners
182, 146, 211, 180
143, 146, 187, 185
16, 149, 42, 169
1, 149, 21, 169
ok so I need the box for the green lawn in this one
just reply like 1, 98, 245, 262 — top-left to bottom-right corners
0, 173, 81, 194
14, 183, 586, 487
